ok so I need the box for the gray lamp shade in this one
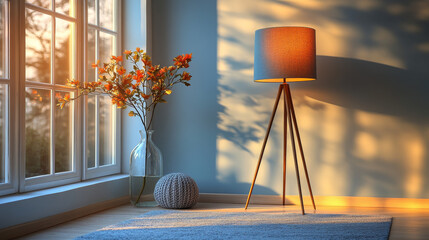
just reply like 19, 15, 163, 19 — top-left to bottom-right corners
254, 27, 317, 82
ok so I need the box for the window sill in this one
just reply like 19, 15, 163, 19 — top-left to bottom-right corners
0, 174, 129, 230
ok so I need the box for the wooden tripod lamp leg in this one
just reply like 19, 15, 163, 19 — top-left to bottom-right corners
282, 84, 288, 205
245, 85, 283, 209
286, 85, 316, 210
286, 84, 305, 215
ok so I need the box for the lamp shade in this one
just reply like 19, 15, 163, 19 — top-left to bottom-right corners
254, 27, 316, 82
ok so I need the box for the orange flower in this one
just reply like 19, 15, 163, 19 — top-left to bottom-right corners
157, 67, 167, 78
117, 66, 126, 75
182, 71, 192, 81
174, 53, 192, 68
122, 78, 131, 86
152, 84, 161, 91
68, 79, 80, 87
141, 93, 150, 100
142, 54, 152, 67
128, 111, 136, 117
124, 50, 132, 55
183, 53, 192, 61
112, 95, 126, 108
91, 60, 99, 68
98, 68, 106, 74
104, 83, 113, 91
57, 94, 70, 109
112, 55, 123, 62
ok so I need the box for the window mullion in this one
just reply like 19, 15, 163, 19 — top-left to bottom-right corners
94, 11, 99, 168
95, 95, 99, 168
50, 89, 55, 174
4, 0, 10, 79
18, 0, 26, 192
96, 0, 99, 27
5, 84, 10, 183
88, 25, 117, 36
82, 0, 88, 175
25, 3, 75, 22
50, 10, 55, 175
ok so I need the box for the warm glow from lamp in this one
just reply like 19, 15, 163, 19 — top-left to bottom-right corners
254, 27, 317, 82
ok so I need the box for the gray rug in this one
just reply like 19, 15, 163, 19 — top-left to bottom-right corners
75, 210, 392, 239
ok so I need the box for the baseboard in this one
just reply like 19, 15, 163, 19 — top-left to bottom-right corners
199, 193, 429, 209
0, 196, 129, 240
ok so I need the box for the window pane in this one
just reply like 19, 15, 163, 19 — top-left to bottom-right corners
0, 85, 6, 183
25, 9, 51, 83
55, 19, 75, 85
87, 0, 96, 25
54, 91, 72, 173
55, 0, 75, 17
99, 95, 112, 166
25, 88, 51, 178
87, 27, 96, 83
99, 0, 115, 30
87, 95, 96, 168
26, 0, 52, 10
99, 31, 115, 63
0, 0, 6, 78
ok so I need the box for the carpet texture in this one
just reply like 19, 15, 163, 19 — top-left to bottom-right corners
75, 210, 392, 240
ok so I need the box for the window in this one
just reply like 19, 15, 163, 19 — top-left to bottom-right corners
0, 0, 121, 196
22, 0, 79, 191
0, 0, 10, 189
85, 0, 120, 179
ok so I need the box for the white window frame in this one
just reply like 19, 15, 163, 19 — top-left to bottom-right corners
83, 0, 121, 180
0, 0, 121, 196
18, 0, 81, 192
0, 0, 19, 196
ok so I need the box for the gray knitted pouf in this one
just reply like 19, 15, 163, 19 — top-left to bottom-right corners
154, 173, 199, 209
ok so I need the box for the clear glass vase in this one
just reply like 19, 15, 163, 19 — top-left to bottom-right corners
129, 130, 163, 207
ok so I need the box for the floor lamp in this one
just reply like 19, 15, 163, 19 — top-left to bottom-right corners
245, 27, 317, 215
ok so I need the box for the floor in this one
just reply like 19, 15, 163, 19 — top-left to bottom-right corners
17, 203, 429, 240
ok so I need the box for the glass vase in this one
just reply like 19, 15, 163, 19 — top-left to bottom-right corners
129, 130, 163, 207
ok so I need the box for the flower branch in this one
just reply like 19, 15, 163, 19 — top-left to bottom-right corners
57, 48, 193, 133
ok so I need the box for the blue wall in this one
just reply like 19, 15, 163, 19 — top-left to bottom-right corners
121, 0, 148, 173
149, 0, 429, 199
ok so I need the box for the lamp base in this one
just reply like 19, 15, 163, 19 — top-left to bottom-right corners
245, 83, 316, 215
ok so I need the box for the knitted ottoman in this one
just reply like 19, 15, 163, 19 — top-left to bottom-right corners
154, 173, 199, 209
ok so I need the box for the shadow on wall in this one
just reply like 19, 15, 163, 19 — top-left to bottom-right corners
294, 56, 429, 198
304, 56, 429, 122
